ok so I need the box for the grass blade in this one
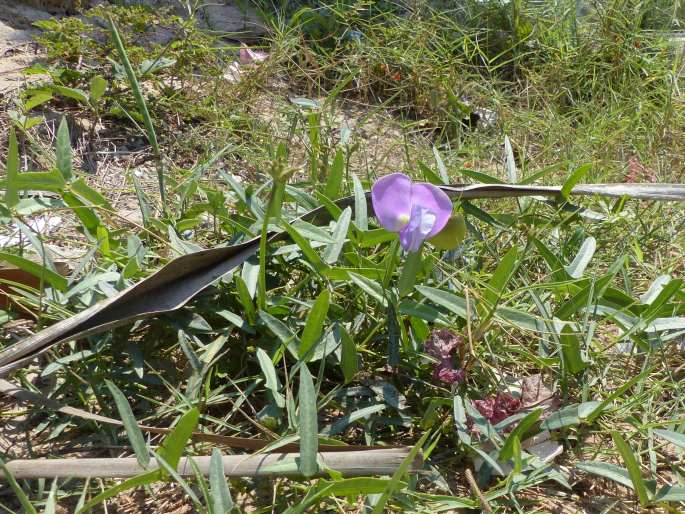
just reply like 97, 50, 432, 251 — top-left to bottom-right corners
105, 380, 150, 468
339, 325, 358, 383
560, 325, 588, 375
611, 431, 650, 506
0, 458, 38, 514
561, 163, 592, 199
298, 364, 319, 478
158, 408, 200, 472
108, 16, 164, 203
352, 173, 368, 231
0, 251, 67, 291
256, 348, 285, 407
653, 429, 685, 449
325, 147, 344, 199
5, 127, 19, 208
499, 408, 542, 461
323, 206, 351, 264
55, 117, 73, 181
482, 246, 518, 314
371, 431, 428, 514
210, 448, 234, 514
398, 246, 423, 297
300, 289, 330, 358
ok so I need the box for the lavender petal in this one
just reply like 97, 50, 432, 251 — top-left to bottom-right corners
371, 173, 412, 232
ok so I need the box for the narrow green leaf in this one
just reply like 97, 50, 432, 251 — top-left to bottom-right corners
62, 192, 100, 235
611, 431, 650, 506
560, 325, 587, 374
281, 221, 328, 272
259, 311, 299, 348
339, 325, 358, 383
372, 431, 429, 514
653, 429, 685, 449
561, 163, 592, 199
56, 117, 73, 181
44, 478, 58, 514
576, 461, 633, 489
640, 275, 671, 304
352, 173, 367, 231
418, 161, 445, 185
0, 251, 67, 291
50, 85, 88, 104
415, 285, 469, 319
512, 435, 523, 474
323, 206, 351, 264
325, 147, 344, 199
290, 221, 335, 243
24, 91, 52, 111
151, 451, 201, 504
458, 168, 505, 184
586, 367, 652, 423
5, 127, 19, 207
157, 408, 200, 471
70, 178, 113, 210
108, 17, 164, 203
76, 470, 159, 513
655, 485, 685, 502
349, 272, 387, 307
483, 246, 518, 312
398, 247, 423, 297
235, 276, 256, 325
300, 290, 330, 358
11, 169, 66, 193
256, 348, 285, 408
357, 228, 395, 247
298, 364, 319, 477
321, 477, 399, 496
504, 135, 517, 183
0, 458, 38, 514
105, 380, 149, 468
541, 401, 601, 430
499, 408, 542, 461
321, 403, 387, 436
432, 145, 449, 184
566, 237, 596, 278
533, 238, 570, 283
210, 448, 234, 514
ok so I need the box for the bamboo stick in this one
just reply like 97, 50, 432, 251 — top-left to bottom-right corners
2, 449, 418, 479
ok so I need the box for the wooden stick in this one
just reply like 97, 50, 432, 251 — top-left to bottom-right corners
2, 449, 418, 479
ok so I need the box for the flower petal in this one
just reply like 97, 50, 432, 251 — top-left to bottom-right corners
409, 182, 452, 238
399, 205, 435, 252
371, 173, 412, 232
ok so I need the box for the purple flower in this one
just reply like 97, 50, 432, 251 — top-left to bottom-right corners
473, 393, 521, 425
424, 329, 463, 360
371, 173, 452, 253
424, 329, 465, 386
434, 365, 466, 385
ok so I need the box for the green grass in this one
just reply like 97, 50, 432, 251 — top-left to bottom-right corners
0, 1, 684, 512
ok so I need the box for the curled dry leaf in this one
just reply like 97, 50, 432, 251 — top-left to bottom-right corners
521, 374, 560, 417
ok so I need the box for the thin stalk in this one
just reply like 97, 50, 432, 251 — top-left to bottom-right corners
108, 16, 166, 207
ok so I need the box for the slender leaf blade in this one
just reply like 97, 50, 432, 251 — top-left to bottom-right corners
300, 290, 330, 358
298, 364, 319, 477
210, 448, 234, 514
105, 380, 150, 468
56, 117, 73, 181
5, 127, 19, 207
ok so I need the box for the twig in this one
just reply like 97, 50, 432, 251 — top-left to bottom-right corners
465, 468, 493, 514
